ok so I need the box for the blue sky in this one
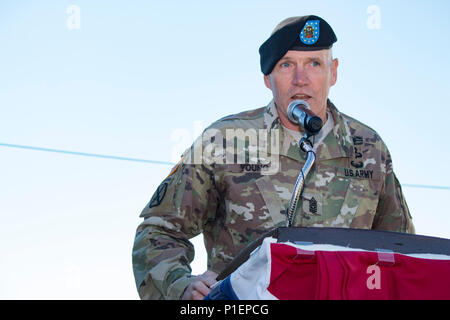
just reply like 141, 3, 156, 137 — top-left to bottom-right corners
1, 0, 449, 299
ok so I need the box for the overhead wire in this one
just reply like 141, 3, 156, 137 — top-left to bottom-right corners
1, 142, 449, 190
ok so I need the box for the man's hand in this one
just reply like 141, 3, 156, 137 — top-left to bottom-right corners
181, 270, 218, 300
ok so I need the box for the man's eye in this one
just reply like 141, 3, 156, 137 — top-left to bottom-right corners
311, 61, 320, 67
280, 62, 290, 68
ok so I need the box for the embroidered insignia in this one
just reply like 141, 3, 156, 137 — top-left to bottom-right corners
149, 182, 168, 208
351, 136, 364, 168
353, 136, 363, 146
300, 20, 320, 45
309, 197, 318, 214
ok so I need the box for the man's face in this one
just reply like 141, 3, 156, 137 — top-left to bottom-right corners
264, 49, 338, 128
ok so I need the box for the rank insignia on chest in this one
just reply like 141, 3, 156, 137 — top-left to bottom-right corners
300, 20, 320, 45
309, 197, 318, 214
302, 193, 322, 217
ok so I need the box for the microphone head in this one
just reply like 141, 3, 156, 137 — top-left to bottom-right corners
307, 116, 323, 134
287, 100, 310, 124
287, 100, 323, 135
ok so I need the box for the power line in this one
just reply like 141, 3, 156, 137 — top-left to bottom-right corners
1, 142, 450, 190
402, 184, 450, 191
0, 142, 175, 166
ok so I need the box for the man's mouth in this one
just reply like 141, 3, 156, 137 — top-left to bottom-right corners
291, 94, 312, 101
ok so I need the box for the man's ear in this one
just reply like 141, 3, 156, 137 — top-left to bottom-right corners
264, 74, 272, 90
330, 58, 339, 86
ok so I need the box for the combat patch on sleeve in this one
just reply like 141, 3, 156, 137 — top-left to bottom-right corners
149, 182, 168, 208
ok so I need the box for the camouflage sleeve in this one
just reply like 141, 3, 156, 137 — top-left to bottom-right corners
132, 151, 220, 300
372, 145, 415, 234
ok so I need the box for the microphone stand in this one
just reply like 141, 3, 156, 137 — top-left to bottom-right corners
286, 135, 316, 227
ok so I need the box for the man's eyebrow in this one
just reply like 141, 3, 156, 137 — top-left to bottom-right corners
279, 55, 325, 62
278, 56, 293, 62
305, 56, 325, 61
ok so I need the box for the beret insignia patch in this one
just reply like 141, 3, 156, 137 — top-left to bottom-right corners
300, 20, 320, 45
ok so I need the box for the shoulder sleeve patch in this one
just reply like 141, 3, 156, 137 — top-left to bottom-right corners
167, 157, 184, 179
149, 182, 168, 208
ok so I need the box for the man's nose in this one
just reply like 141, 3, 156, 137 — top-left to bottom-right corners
292, 66, 309, 86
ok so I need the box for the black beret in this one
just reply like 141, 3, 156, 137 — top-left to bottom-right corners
259, 15, 337, 75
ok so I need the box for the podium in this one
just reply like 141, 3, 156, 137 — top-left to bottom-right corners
205, 227, 450, 300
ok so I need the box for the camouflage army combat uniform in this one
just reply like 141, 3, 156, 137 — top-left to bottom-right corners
132, 100, 414, 300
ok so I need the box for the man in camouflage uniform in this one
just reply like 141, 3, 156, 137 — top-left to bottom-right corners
132, 15, 414, 300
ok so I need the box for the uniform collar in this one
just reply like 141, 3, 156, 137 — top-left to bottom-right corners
317, 100, 353, 160
264, 99, 353, 163
263, 100, 281, 130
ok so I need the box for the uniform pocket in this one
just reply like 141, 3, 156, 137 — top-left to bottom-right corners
222, 170, 276, 234
322, 167, 381, 228
296, 164, 380, 228
255, 175, 287, 226
297, 169, 350, 227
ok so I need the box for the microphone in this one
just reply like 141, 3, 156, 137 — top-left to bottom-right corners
287, 100, 323, 135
